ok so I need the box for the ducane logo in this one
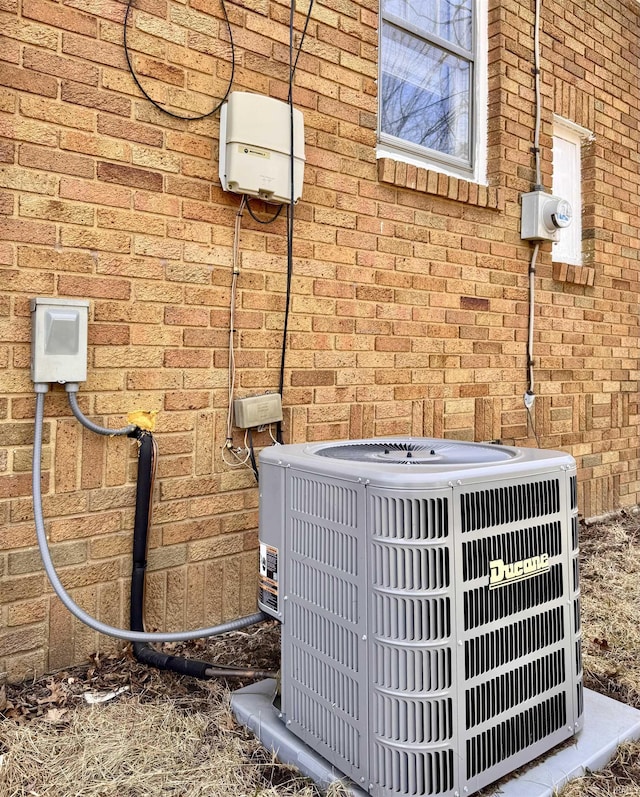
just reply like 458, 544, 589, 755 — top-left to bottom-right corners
489, 553, 550, 589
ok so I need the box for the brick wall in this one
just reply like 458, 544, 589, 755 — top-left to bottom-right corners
1, 0, 639, 679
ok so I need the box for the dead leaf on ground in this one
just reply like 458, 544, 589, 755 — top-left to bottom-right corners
43, 708, 68, 723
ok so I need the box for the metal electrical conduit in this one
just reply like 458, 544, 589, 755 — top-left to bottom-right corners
33, 384, 272, 659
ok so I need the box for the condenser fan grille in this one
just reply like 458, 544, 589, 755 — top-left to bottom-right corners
314, 440, 514, 466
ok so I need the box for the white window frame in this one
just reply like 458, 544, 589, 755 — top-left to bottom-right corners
377, 0, 488, 185
552, 116, 593, 266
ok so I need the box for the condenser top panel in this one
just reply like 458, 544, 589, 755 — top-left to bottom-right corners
315, 439, 513, 465
259, 437, 576, 489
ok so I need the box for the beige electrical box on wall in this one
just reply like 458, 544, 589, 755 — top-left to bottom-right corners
219, 92, 305, 205
234, 393, 282, 429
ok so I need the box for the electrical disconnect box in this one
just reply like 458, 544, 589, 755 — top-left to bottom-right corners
30, 297, 89, 384
219, 92, 305, 205
521, 189, 572, 241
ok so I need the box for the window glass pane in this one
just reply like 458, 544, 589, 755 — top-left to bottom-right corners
381, 23, 470, 160
384, 0, 473, 51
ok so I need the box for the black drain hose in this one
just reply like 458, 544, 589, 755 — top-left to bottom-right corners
130, 429, 277, 679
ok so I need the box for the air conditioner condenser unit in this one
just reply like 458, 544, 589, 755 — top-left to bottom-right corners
257, 438, 583, 797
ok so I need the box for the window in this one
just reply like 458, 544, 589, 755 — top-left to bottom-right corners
552, 117, 592, 266
378, 0, 487, 182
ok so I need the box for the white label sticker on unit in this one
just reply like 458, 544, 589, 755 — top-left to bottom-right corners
259, 543, 279, 612
238, 145, 270, 159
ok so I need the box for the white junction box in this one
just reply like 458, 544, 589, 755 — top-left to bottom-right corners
219, 92, 305, 205
234, 393, 282, 429
30, 297, 89, 384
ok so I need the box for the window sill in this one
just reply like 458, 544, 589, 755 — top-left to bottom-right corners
552, 261, 595, 286
378, 158, 503, 210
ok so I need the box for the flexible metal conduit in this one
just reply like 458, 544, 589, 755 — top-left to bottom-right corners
32, 387, 266, 644
66, 384, 136, 436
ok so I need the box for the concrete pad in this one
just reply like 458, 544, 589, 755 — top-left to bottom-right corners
231, 679, 367, 796
485, 688, 640, 797
231, 683, 640, 797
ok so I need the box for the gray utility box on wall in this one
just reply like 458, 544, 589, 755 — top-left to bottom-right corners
258, 438, 583, 797
30, 297, 89, 384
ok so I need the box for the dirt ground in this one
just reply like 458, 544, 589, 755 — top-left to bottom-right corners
1, 512, 640, 796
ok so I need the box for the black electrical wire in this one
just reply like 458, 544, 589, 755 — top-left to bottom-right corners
288, 0, 315, 102
123, 0, 235, 120
247, 427, 259, 484
130, 429, 276, 679
275, 202, 293, 446
275, 2, 298, 444
245, 197, 284, 225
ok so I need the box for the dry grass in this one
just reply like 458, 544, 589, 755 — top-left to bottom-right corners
580, 519, 640, 707
1, 514, 640, 797
551, 515, 640, 797
0, 694, 321, 797
559, 743, 640, 797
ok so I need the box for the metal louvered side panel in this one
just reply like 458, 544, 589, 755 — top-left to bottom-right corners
367, 488, 457, 797
292, 518, 358, 575
281, 472, 368, 784
370, 493, 449, 541
454, 472, 581, 794
569, 473, 584, 726
462, 522, 562, 581
372, 748, 455, 797
290, 687, 361, 767
466, 693, 567, 780
465, 650, 565, 729
461, 479, 560, 532
464, 606, 564, 679
463, 564, 564, 630
290, 475, 358, 526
